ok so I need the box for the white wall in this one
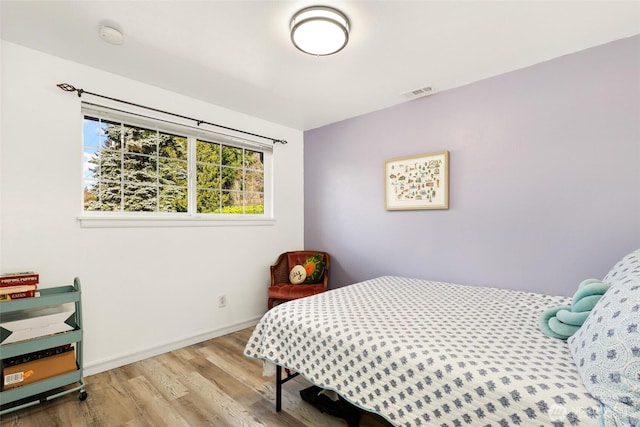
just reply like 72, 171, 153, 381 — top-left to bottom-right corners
0, 42, 304, 375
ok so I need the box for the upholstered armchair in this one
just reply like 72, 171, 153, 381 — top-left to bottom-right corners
267, 251, 330, 309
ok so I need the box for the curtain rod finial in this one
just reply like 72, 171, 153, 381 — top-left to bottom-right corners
57, 83, 76, 92
57, 83, 84, 97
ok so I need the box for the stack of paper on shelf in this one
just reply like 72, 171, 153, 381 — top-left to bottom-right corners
0, 304, 75, 344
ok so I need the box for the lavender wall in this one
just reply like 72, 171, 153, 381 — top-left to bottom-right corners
304, 35, 640, 296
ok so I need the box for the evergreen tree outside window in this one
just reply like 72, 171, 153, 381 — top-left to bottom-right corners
82, 107, 270, 219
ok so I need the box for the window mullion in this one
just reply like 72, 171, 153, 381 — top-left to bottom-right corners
188, 136, 197, 215
242, 148, 246, 214
218, 144, 222, 213
120, 122, 125, 212
156, 128, 160, 213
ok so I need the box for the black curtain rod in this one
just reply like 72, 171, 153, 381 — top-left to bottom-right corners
56, 83, 287, 144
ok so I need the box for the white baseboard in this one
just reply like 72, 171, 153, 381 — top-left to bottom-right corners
83, 316, 262, 377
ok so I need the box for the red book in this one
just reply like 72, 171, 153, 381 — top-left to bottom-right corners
0, 272, 39, 287
0, 289, 37, 301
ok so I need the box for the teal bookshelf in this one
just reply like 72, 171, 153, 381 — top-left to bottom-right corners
0, 278, 86, 414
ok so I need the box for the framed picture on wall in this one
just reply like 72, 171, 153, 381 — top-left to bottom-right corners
385, 150, 449, 210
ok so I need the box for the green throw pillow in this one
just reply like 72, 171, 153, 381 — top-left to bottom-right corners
303, 254, 325, 284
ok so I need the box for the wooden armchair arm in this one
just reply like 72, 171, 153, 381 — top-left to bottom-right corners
319, 253, 330, 289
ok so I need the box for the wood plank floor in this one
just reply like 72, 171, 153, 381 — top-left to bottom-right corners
0, 327, 392, 427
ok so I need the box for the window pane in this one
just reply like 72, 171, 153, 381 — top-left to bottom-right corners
196, 140, 220, 163
84, 148, 100, 181
124, 184, 157, 212
101, 182, 122, 211
102, 119, 123, 151
84, 116, 120, 150
160, 186, 187, 212
221, 190, 242, 213
83, 117, 103, 150
196, 164, 220, 189
83, 116, 101, 147
245, 192, 264, 214
83, 181, 98, 210
245, 169, 264, 192
221, 166, 243, 191
221, 146, 242, 166
124, 125, 157, 155
159, 133, 187, 160
245, 149, 264, 170
99, 150, 122, 182
84, 181, 121, 211
159, 159, 187, 186
124, 154, 157, 183
84, 118, 122, 185
197, 189, 220, 213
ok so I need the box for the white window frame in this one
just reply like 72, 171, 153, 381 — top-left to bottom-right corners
79, 104, 274, 228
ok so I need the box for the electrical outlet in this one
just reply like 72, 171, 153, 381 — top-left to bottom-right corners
218, 294, 227, 308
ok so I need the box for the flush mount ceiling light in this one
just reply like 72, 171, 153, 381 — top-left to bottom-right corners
290, 6, 350, 56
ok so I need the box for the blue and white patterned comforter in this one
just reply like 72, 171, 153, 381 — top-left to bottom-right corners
244, 276, 601, 426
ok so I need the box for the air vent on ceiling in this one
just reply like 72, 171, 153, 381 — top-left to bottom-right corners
401, 85, 433, 100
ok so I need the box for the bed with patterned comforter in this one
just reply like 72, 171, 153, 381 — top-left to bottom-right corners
244, 276, 605, 426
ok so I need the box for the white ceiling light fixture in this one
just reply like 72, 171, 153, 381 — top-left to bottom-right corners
290, 6, 350, 56
98, 24, 124, 45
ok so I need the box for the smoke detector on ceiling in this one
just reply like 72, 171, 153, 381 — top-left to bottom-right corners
401, 86, 433, 100
98, 24, 124, 45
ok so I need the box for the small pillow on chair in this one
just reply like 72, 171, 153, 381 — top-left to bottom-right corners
303, 254, 325, 284
289, 265, 307, 284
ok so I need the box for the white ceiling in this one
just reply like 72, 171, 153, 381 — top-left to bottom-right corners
1, 1, 639, 131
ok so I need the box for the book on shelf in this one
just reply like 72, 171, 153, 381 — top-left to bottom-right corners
0, 289, 38, 301
0, 284, 38, 301
0, 272, 39, 287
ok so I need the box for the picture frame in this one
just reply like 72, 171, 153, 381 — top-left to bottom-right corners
385, 150, 449, 210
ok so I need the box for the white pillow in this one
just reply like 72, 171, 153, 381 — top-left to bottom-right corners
604, 249, 640, 285
568, 249, 640, 426
289, 264, 307, 284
